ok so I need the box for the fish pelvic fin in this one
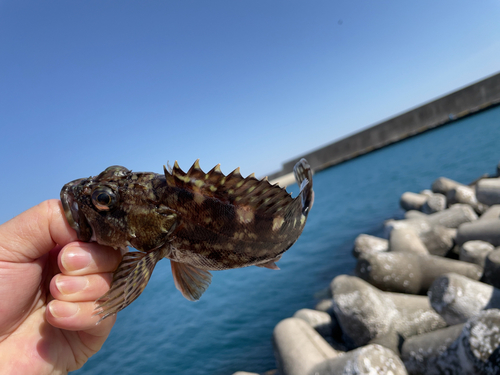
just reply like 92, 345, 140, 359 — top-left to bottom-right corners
94, 249, 164, 322
171, 261, 212, 301
293, 158, 314, 216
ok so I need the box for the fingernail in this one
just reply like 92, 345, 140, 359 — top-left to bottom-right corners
49, 301, 79, 318
55, 276, 88, 295
62, 247, 92, 271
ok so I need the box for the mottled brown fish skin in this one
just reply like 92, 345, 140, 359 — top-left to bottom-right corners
60, 159, 313, 320
162, 167, 307, 271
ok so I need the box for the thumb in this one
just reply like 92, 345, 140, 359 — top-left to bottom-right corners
0, 199, 78, 262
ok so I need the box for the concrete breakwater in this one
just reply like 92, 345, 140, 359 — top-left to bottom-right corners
268, 72, 500, 185
235, 161, 500, 375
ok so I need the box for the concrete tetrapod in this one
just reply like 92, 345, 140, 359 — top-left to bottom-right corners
483, 248, 500, 288
315, 299, 334, 313
402, 309, 500, 375
428, 272, 500, 325
431, 177, 467, 195
476, 177, 500, 205
352, 234, 388, 258
274, 316, 408, 375
310, 344, 408, 375
425, 203, 478, 228
420, 189, 434, 198
384, 218, 454, 256
400, 192, 428, 211
330, 275, 446, 349
355, 251, 482, 294
459, 240, 494, 266
480, 204, 500, 220
293, 308, 347, 351
293, 309, 333, 341
447, 185, 486, 214
421, 193, 446, 214
456, 218, 500, 246
404, 210, 428, 220
389, 227, 429, 255
273, 318, 339, 375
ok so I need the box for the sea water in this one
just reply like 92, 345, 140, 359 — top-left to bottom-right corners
74, 105, 500, 375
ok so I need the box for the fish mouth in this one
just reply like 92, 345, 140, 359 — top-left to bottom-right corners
60, 179, 93, 242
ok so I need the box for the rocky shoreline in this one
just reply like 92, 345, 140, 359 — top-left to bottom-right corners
234, 162, 500, 375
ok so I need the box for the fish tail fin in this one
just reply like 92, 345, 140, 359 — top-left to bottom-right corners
93, 249, 164, 322
293, 158, 314, 216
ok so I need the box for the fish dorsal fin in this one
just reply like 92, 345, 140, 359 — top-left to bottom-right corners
186, 159, 206, 181
171, 261, 212, 301
163, 165, 176, 186
163, 160, 295, 215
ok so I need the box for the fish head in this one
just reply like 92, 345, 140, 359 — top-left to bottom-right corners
60, 165, 133, 246
60, 165, 172, 250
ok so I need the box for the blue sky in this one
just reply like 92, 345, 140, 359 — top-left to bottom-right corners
1, 1, 500, 223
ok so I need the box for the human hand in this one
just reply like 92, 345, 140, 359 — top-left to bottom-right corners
0, 199, 122, 374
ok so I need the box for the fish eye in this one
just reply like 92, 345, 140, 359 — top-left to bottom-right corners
91, 187, 117, 211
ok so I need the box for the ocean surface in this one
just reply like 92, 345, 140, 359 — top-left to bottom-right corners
73, 105, 500, 375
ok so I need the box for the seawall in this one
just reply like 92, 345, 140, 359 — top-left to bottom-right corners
269, 72, 500, 183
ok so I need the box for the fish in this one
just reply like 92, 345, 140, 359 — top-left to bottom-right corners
60, 158, 314, 321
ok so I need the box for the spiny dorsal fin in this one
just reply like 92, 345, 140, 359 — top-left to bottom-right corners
208, 163, 222, 175
164, 165, 176, 186
187, 159, 205, 180
173, 161, 185, 176
227, 167, 242, 179
163, 160, 295, 215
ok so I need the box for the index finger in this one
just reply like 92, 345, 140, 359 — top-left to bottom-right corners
0, 199, 78, 262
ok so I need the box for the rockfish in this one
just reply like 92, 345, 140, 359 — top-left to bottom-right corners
60, 159, 314, 321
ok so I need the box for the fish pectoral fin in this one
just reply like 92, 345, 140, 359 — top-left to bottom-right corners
171, 261, 212, 301
255, 256, 281, 270
94, 250, 163, 322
